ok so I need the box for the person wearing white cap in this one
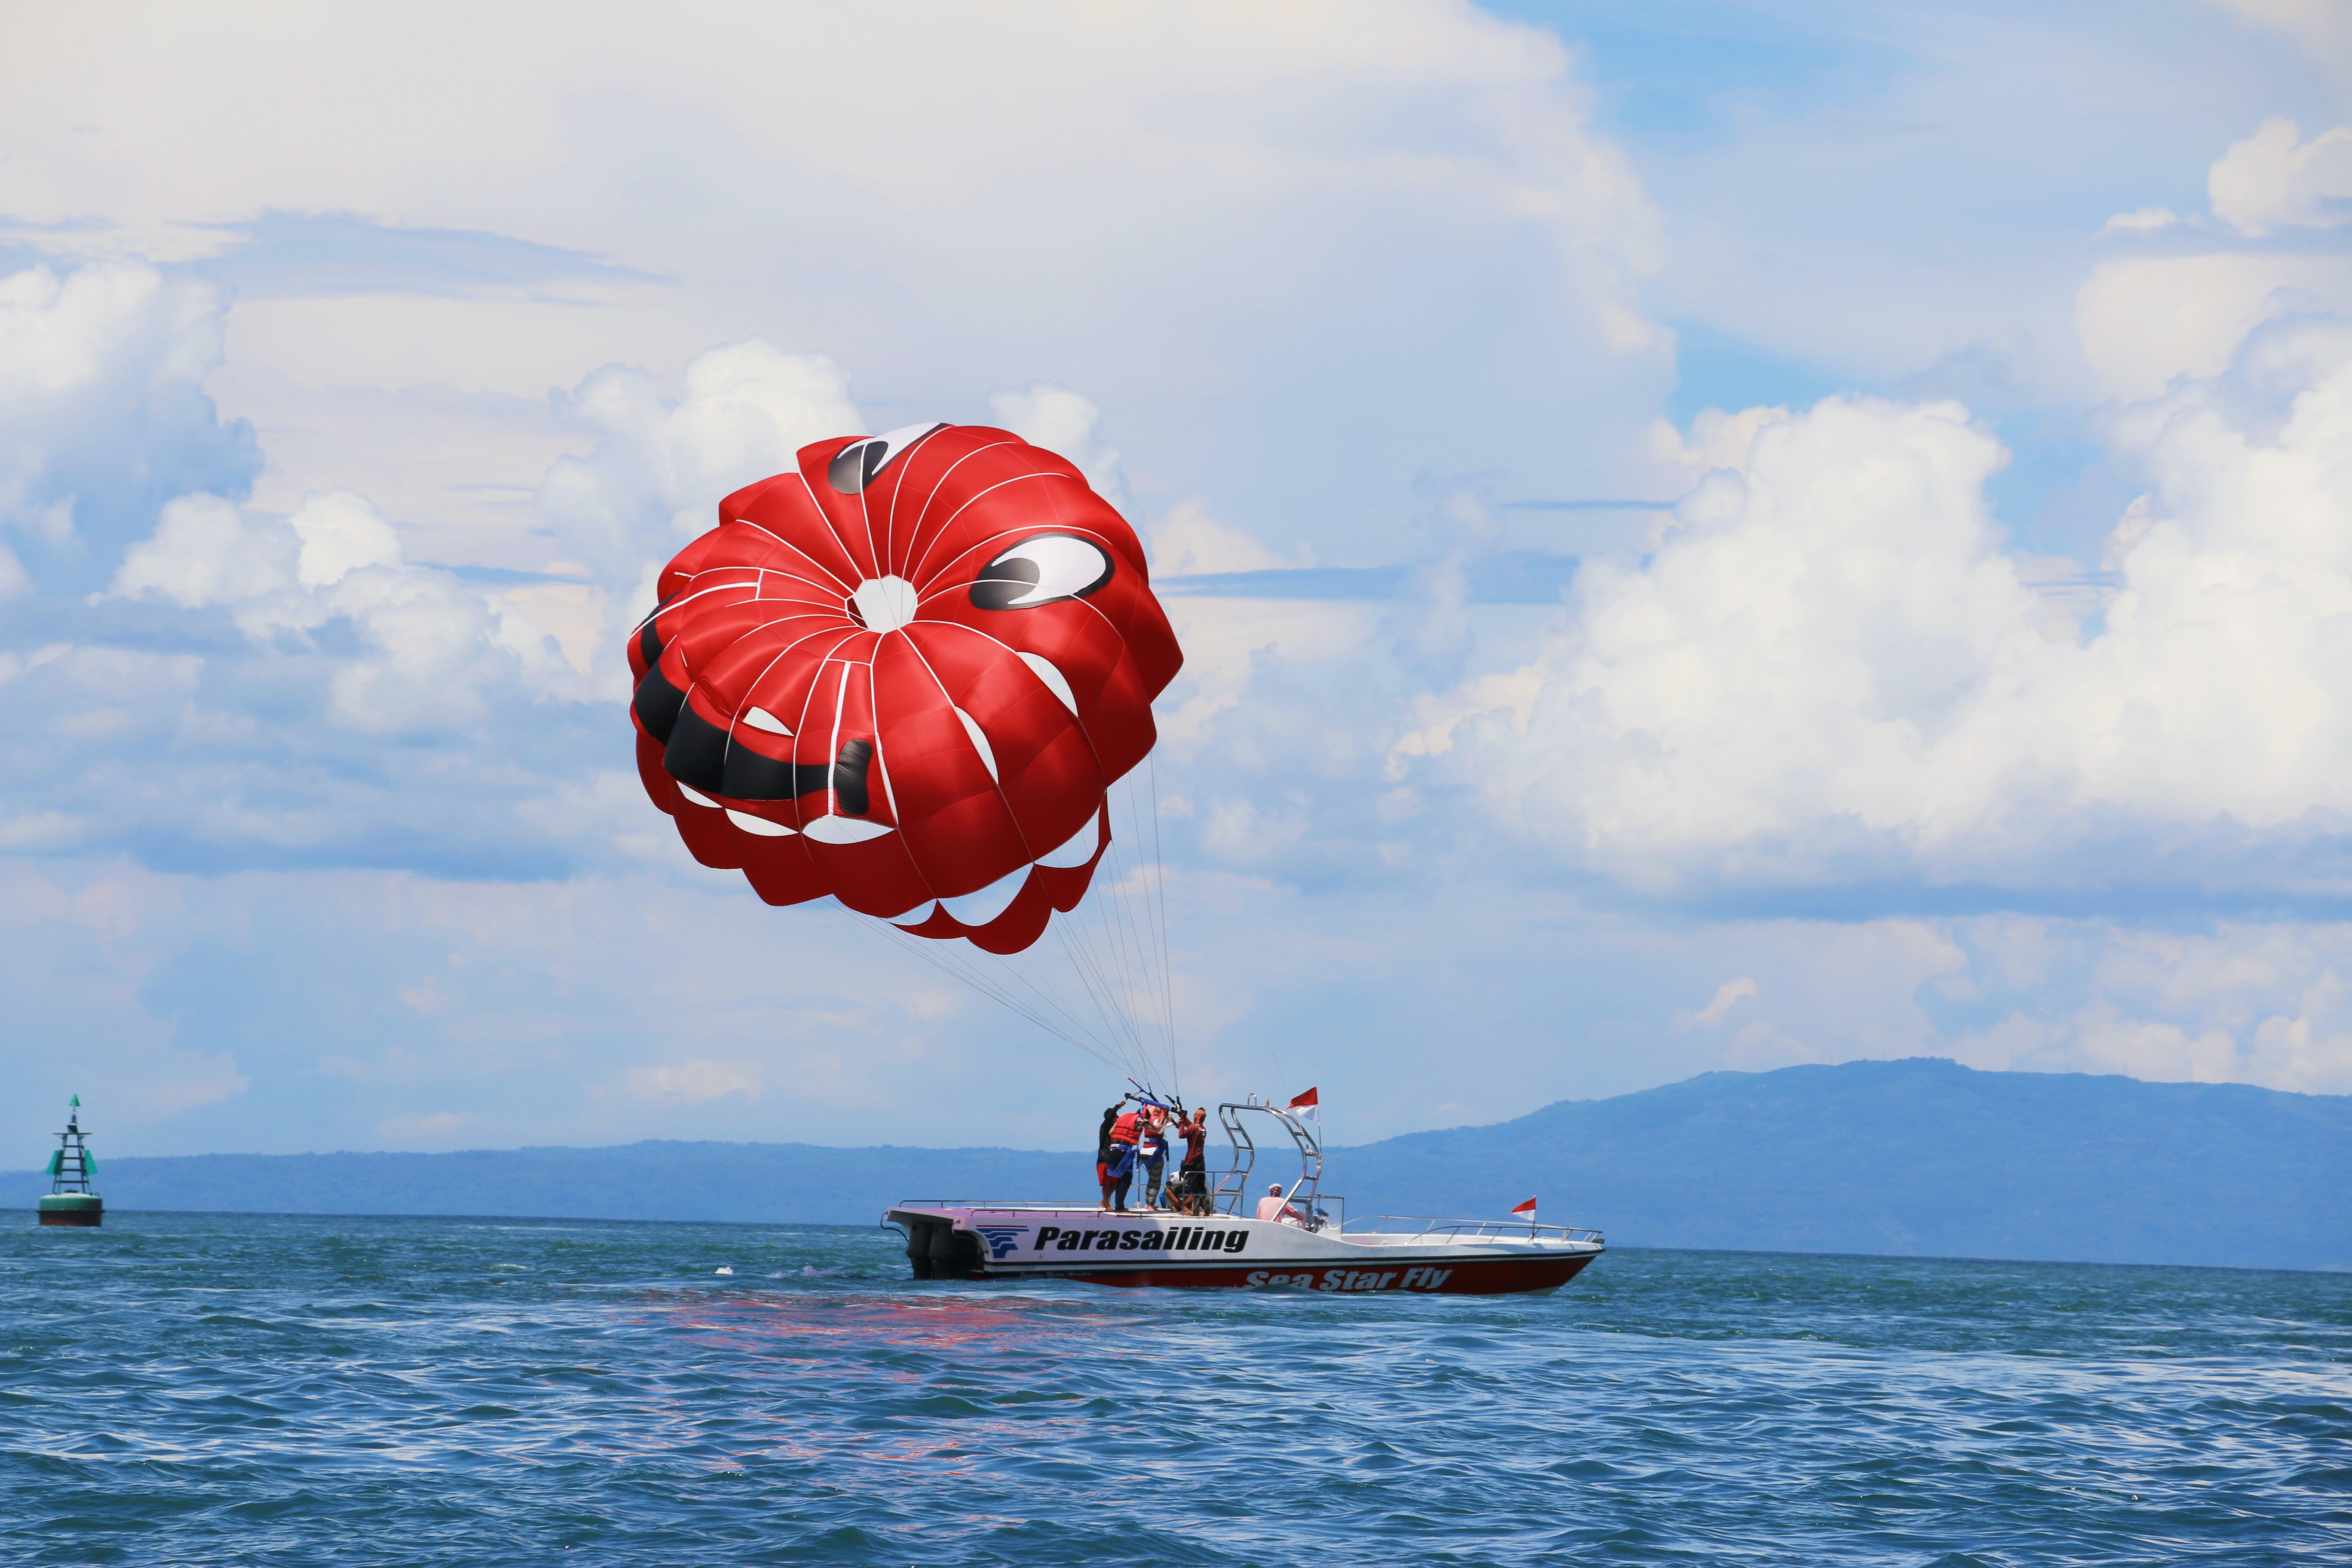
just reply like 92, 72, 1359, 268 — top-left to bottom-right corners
1256, 1182, 1305, 1224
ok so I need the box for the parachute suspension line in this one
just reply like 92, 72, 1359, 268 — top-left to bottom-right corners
972, 940, 1155, 1084
857, 916, 1139, 1079
1137, 760, 1179, 1101
1076, 794, 1176, 1097
1071, 833, 1147, 1063
1050, 918, 1148, 1079
1046, 892, 1135, 1054
848, 780, 1184, 1102
1062, 820, 1153, 1061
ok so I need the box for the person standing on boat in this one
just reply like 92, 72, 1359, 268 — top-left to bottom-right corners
1096, 1099, 1125, 1207
1137, 1111, 1169, 1210
1173, 1108, 1210, 1216
1105, 1138, 1139, 1213
1105, 1103, 1142, 1212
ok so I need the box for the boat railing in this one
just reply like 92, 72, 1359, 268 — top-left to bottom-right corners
1341, 1215, 1604, 1246
885, 1193, 1345, 1226
889, 1200, 1203, 1216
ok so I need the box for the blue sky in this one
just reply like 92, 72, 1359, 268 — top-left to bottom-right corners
4, 0, 2351, 1158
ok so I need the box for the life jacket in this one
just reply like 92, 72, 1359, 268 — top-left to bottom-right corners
1110, 1111, 1140, 1145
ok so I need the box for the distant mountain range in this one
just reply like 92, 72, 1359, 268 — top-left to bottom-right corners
13, 1059, 2346, 1271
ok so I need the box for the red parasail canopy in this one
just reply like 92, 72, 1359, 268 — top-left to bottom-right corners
627, 423, 1183, 954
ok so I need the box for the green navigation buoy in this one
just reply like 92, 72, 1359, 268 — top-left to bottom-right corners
37, 1096, 102, 1228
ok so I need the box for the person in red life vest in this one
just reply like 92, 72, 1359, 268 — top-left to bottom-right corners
1256, 1182, 1306, 1224
1105, 1105, 1142, 1212
1096, 1099, 1126, 1208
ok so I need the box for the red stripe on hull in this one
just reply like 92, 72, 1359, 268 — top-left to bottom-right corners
986, 1253, 1594, 1296
37, 1212, 103, 1227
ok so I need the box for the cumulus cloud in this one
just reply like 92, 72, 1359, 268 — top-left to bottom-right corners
0, 3, 1670, 560
0, 263, 258, 591
1396, 306, 2352, 902
987, 383, 1124, 505
102, 487, 583, 732
107, 493, 296, 610
1147, 498, 1304, 577
2084, 121, 2352, 401
536, 339, 861, 643
2210, 118, 2352, 235
2076, 253, 2352, 402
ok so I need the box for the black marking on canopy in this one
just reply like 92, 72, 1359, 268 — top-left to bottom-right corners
832, 739, 874, 816
663, 705, 732, 796
719, 730, 833, 802
633, 666, 687, 744
969, 533, 1115, 611
825, 424, 946, 496
827, 440, 891, 495
639, 595, 672, 668
662, 709, 876, 815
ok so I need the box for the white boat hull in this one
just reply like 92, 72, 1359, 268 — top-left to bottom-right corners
884, 1205, 1603, 1295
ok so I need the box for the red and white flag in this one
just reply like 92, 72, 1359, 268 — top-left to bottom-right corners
1286, 1087, 1320, 1121
1510, 1196, 1538, 1217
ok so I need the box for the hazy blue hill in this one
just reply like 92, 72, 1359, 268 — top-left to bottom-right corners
1335, 1058, 2352, 1271
12, 1060, 2346, 1270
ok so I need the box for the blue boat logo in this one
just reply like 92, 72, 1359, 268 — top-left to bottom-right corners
973, 1226, 1030, 1259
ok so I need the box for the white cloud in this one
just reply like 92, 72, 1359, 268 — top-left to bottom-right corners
2075, 254, 2352, 402
1398, 306, 2352, 897
101, 486, 584, 731
1147, 499, 1303, 577
2096, 205, 2183, 237
0, 260, 218, 398
0, 3, 1667, 562
291, 489, 403, 588
1680, 977, 1758, 1027
535, 339, 861, 635
2081, 121, 2352, 401
987, 383, 1124, 504
106, 492, 295, 609
2208, 117, 2352, 235
0, 262, 255, 581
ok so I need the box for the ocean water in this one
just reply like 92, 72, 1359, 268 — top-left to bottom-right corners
2, 1213, 2346, 1566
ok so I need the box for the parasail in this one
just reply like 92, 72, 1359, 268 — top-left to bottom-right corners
627, 422, 1183, 959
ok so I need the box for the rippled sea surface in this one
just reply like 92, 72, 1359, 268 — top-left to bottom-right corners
3, 1214, 2347, 1566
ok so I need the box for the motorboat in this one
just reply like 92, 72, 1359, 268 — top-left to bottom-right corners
883, 1098, 1603, 1295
